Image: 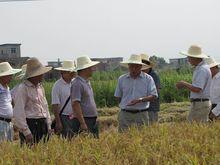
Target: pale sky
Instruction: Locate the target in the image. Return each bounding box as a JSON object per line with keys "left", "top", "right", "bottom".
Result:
{"left": 0, "top": 0, "right": 219, "bottom": 64}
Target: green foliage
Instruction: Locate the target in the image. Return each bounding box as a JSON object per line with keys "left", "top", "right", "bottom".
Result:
{"left": 9, "top": 70, "right": 192, "bottom": 108}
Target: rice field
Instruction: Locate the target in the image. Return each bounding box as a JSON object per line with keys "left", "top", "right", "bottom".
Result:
{"left": 2, "top": 88, "right": 220, "bottom": 164}
{"left": 1, "top": 122, "right": 219, "bottom": 164}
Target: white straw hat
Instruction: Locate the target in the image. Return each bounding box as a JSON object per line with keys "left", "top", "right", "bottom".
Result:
{"left": 55, "top": 60, "right": 76, "bottom": 72}
{"left": 180, "top": 45, "right": 209, "bottom": 58}
{"left": 121, "top": 54, "right": 148, "bottom": 66}
{"left": 140, "top": 53, "right": 155, "bottom": 67}
{"left": 75, "top": 56, "right": 100, "bottom": 71}
{"left": 15, "top": 64, "right": 27, "bottom": 80}
{"left": 24, "top": 57, "right": 52, "bottom": 79}
{"left": 205, "top": 57, "right": 220, "bottom": 68}
{"left": 0, "top": 62, "right": 21, "bottom": 77}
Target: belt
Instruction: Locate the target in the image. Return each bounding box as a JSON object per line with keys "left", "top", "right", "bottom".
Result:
{"left": 190, "top": 98, "right": 209, "bottom": 102}
{"left": 0, "top": 117, "right": 11, "bottom": 123}
{"left": 26, "top": 118, "right": 46, "bottom": 122}
{"left": 121, "top": 109, "right": 148, "bottom": 113}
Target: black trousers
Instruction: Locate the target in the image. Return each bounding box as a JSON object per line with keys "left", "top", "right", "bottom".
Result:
{"left": 71, "top": 117, "right": 99, "bottom": 138}
{"left": 19, "top": 118, "right": 49, "bottom": 145}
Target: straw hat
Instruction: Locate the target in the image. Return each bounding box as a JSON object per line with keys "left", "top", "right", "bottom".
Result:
{"left": 0, "top": 62, "right": 21, "bottom": 77}
{"left": 140, "top": 53, "right": 155, "bottom": 67}
{"left": 121, "top": 54, "right": 148, "bottom": 66}
{"left": 54, "top": 60, "right": 76, "bottom": 72}
{"left": 205, "top": 57, "right": 220, "bottom": 68}
{"left": 180, "top": 45, "right": 209, "bottom": 58}
{"left": 15, "top": 64, "right": 27, "bottom": 80}
{"left": 75, "top": 56, "right": 100, "bottom": 71}
{"left": 24, "top": 57, "right": 52, "bottom": 79}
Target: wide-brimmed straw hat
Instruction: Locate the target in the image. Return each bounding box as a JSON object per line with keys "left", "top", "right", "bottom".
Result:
{"left": 180, "top": 45, "right": 209, "bottom": 58}
{"left": 205, "top": 57, "right": 220, "bottom": 68}
{"left": 75, "top": 56, "right": 100, "bottom": 71}
{"left": 0, "top": 62, "right": 21, "bottom": 77}
{"left": 24, "top": 57, "right": 52, "bottom": 79}
{"left": 15, "top": 64, "right": 27, "bottom": 80}
{"left": 121, "top": 54, "right": 148, "bottom": 66}
{"left": 121, "top": 54, "right": 151, "bottom": 70}
{"left": 55, "top": 60, "right": 76, "bottom": 72}
{"left": 140, "top": 53, "right": 155, "bottom": 67}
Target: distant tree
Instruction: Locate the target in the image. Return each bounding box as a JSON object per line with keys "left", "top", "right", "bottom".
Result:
{"left": 149, "top": 55, "right": 167, "bottom": 69}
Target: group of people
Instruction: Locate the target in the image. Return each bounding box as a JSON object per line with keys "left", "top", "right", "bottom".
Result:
{"left": 0, "top": 44, "right": 219, "bottom": 145}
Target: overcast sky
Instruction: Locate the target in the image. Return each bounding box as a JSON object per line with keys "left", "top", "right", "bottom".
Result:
{"left": 0, "top": 0, "right": 219, "bottom": 64}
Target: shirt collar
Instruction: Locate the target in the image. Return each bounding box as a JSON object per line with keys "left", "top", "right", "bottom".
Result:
{"left": 60, "top": 77, "right": 72, "bottom": 85}
{"left": 24, "top": 80, "right": 41, "bottom": 88}
{"left": 77, "top": 76, "right": 89, "bottom": 83}
{"left": 126, "top": 71, "right": 145, "bottom": 79}
{"left": 0, "top": 83, "right": 9, "bottom": 90}
{"left": 196, "top": 60, "right": 205, "bottom": 67}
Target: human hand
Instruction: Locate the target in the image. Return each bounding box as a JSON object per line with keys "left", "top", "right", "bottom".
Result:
{"left": 127, "top": 98, "right": 141, "bottom": 106}
{"left": 176, "top": 81, "right": 186, "bottom": 89}
{"left": 55, "top": 121, "right": 63, "bottom": 133}
{"left": 25, "top": 133, "right": 33, "bottom": 144}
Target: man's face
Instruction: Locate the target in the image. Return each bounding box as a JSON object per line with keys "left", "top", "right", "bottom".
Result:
{"left": 87, "top": 66, "right": 96, "bottom": 77}
{"left": 0, "top": 75, "right": 13, "bottom": 85}
{"left": 210, "top": 66, "right": 218, "bottom": 77}
{"left": 128, "top": 64, "right": 142, "bottom": 77}
{"left": 32, "top": 74, "right": 44, "bottom": 83}
{"left": 61, "top": 71, "right": 76, "bottom": 81}
{"left": 187, "top": 56, "right": 201, "bottom": 66}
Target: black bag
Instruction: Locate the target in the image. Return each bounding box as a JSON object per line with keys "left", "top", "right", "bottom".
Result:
{"left": 51, "top": 96, "right": 70, "bottom": 130}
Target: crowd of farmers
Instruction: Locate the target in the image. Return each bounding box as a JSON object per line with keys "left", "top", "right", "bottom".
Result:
{"left": 0, "top": 44, "right": 219, "bottom": 145}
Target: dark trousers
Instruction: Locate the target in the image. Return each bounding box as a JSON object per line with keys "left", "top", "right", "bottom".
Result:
{"left": 60, "top": 115, "right": 77, "bottom": 139}
{"left": 71, "top": 117, "right": 99, "bottom": 138}
{"left": 19, "top": 118, "right": 49, "bottom": 145}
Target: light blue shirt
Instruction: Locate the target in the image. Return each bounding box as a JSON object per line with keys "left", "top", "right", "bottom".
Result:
{"left": 0, "top": 84, "right": 13, "bottom": 119}
{"left": 190, "top": 60, "right": 211, "bottom": 99}
{"left": 114, "top": 72, "right": 158, "bottom": 110}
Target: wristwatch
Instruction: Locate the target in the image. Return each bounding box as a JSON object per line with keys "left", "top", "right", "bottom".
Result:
{"left": 139, "top": 97, "right": 144, "bottom": 102}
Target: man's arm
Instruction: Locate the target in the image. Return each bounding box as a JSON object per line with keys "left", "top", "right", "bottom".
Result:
{"left": 52, "top": 104, "right": 63, "bottom": 132}
{"left": 115, "top": 97, "right": 121, "bottom": 105}
{"left": 72, "top": 101, "right": 88, "bottom": 130}
{"left": 176, "top": 81, "right": 202, "bottom": 93}
{"left": 127, "top": 95, "right": 156, "bottom": 106}
{"left": 13, "top": 85, "right": 33, "bottom": 144}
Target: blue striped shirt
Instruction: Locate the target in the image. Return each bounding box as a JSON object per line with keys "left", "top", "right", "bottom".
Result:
{"left": 114, "top": 72, "right": 158, "bottom": 110}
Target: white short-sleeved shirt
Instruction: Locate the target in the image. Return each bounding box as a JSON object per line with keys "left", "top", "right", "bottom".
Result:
{"left": 114, "top": 72, "right": 158, "bottom": 110}
{"left": 52, "top": 78, "right": 73, "bottom": 115}
{"left": 210, "top": 72, "right": 220, "bottom": 116}
{"left": 190, "top": 61, "right": 212, "bottom": 99}
{"left": 0, "top": 84, "right": 13, "bottom": 119}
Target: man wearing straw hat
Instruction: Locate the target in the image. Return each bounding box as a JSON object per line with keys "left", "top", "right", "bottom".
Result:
{"left": 13, "top": 57, "right": 52, "bottom": 145}
{"left": 176, "top": 45, "right": 211, "bottom": 122}
{"left": 205, "top": 57, "right": 220, "bottom": 120}
{"left": 51, "top": 60, "right": 77, "bottom": 138}
{"left": 71, "top": 56, "right": 100, "bottom": 137}
{"left": 141, "top": 54, "right": 161, "bottom": 124}
{"left": 0, "top": 62, "right": 21, "bottom": 142}
{"left": 114, "top": 54, "right": 158, "bottom": 132}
